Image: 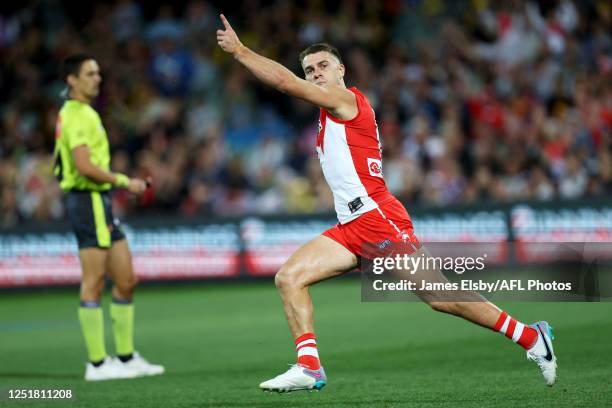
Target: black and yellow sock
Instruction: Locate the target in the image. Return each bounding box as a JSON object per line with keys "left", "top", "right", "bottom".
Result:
{"left": 110, "top": 298, "right": 134, "bottom": 359}
{"left": 78, "top": 301, "right": 106, "bottom": 363}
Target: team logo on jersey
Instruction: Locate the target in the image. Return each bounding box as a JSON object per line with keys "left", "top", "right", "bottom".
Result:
{"left": 367, "top": 158, "right": 383, "bottom": 178}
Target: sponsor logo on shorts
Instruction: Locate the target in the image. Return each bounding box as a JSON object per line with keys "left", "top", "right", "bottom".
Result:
{"left": 378, "top": 239, "right": 392, "bottom": 249}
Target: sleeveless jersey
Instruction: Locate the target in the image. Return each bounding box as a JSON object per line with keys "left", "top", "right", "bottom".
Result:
{"left": 316, "top": 87, "right": 393, "bottom": 224}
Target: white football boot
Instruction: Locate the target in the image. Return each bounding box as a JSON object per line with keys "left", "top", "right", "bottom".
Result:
{"left": 114, "top": 352, "right": 165, "bottom": 378}
{"left": 84, "top": 357, "right": 135, "bottom": 381}
{"left": 526, "top": 321, "right": 557, "bottom": 386}
{"left": 259, "top": 364, "right": 327, "bottom": 393}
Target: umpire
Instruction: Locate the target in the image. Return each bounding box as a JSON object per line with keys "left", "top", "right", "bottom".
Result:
{"left": 53, "top": 54, "right": 163, "bottom": 381}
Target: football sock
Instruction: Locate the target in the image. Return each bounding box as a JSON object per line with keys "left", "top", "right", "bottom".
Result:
{"left": 110, "top": 298, "right": 134, "bottom": 358}
{"left": 78, "top": 301, "right": 107, "bottom": 363}
{"left": 295, "top": 332, "right": 321, "bottom": 370}
{"left": 494, "top": 311, "right": 538, "bottom": 349}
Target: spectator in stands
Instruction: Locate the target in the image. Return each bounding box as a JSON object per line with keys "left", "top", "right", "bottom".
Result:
{"left": 0, "top": 0, "right": 609, "bottom": 227}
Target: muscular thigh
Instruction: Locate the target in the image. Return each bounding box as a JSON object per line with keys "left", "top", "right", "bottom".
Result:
{"left": 106, "top": 239, "right": 135, "bottom": 283}
{"left": 281, "top": 235, "right": 358, "bottom": 287}
{"left": 79, "top": 247, "right": 108, "bottom": 281}
{"left": 78, "top": 247, "right": 108, "bottom": 300}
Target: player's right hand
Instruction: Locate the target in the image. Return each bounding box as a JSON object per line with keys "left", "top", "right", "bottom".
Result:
{"left": 217, "top": 14, "right": 243, "bottom": 55}
{"left": 127, "top": 178, "right": 148, "bottom": 194}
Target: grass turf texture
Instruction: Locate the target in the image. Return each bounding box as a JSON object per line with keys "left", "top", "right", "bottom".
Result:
{"left": 1, "top": 279, "right": 611, "bottom": 408}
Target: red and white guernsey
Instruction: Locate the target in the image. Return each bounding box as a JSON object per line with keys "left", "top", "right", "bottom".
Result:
{"left": 316, "top": 87, "right": 393, "bottom": 224}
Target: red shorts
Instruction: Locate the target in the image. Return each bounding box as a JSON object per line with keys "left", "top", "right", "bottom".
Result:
{"left": 323, "top": 197, "right": 420, "bottom": 259}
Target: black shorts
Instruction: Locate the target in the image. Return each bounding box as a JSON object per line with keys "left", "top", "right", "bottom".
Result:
{"left": 64, "top": 190, "right": 126, "bottom": 249}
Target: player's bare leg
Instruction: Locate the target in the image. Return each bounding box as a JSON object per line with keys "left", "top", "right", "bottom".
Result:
{"left": 390, "top": 247, "right": 501, "bottom": 328}
{"left": 106, "top": 239, "right": 164, "bottom": 377}
{"left": 275, "top": 235, "right": 357, "bottom": 337}
{"left": 260, "top": 235, "right": 358, "bottom": 392}
{"left": 395, "top": 246, "right": 557, "bottom": 385}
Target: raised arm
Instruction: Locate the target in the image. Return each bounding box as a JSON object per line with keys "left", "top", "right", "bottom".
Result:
{"left": 216, "top": 14, "right": 356, "bottom": 120}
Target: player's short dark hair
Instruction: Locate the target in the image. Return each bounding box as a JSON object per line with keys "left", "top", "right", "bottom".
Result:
{"left": 299, "top": 43, "right": 343, "bottom": 66}
{"left": 63, "top": 54, "right": 95, "bottom": 82}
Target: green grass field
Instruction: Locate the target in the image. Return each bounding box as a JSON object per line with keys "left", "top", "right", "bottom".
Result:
{"left": 1, "top": 278, "right": 611, "bottom": 408}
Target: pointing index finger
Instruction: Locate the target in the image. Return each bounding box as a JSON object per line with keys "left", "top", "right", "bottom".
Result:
{"left": 220, "top": 14, "right": 231, "bottom": 30}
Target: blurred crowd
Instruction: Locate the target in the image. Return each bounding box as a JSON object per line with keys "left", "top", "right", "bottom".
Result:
{"left": 1, "top": 0, "right": 610, "bottom": 227}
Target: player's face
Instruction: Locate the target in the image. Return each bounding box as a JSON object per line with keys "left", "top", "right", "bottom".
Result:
{"left": 302, "top": 51, "right": 345, "bottom": 87}
{"left": 71, "top": 60, "right": 101, "bottom": 99}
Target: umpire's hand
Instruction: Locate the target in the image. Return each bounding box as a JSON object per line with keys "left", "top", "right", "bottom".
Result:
{"left": 128, "top": 177, "right": 151, "bottom": 194}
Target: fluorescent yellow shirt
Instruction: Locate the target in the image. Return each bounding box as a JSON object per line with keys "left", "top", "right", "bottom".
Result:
{"left": 53, "top": 100, "right": 111, "bottom": 191}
